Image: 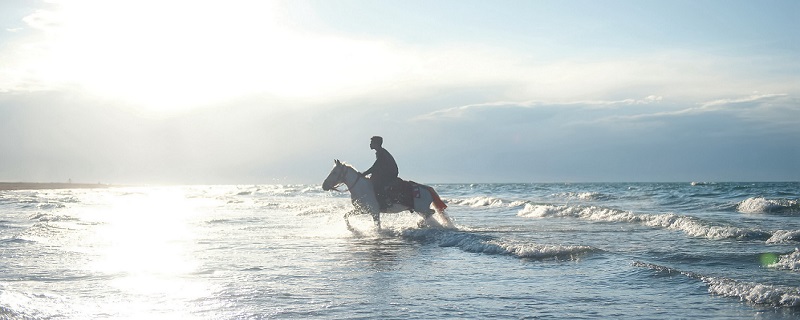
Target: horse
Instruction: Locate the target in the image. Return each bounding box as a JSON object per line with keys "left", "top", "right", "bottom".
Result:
{"left": 322, "top": 159, "right": 451, "bottom": 230}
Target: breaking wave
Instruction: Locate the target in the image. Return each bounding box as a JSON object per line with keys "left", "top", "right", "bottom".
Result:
{"left": 446, "top": 197, "right": 520, "bottom": 207}
{"left": 634, "top": 261, "right": 800, "bottom": 308}
{"left": 400, "top": 228, "right": 599, "bottom": 261}
{"left": 769, "top": 249, "right": 800, "bottom": 271}
{"left": 29, "top": 213, "right": 78, "bottom": 222}
{"left": 445, "top": 192, "right": 612, "bottom": 209}
{"left": 737, "top": 197, "right": 800, "bottom": 214}
{"left": 552, "top": 191, "right": 613, "bottom": 201}
{"left": 767, "top": 230, "right": 800, "bottom": 244}
{"left": 518, "top": 204, "right": 776, "bottom": 242}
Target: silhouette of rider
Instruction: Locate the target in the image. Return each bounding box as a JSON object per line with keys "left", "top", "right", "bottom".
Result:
{"left": 362, "top": 136, "right": 398, "bottom": 210}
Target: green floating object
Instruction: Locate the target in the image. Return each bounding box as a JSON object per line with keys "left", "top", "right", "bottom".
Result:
{"left": 759, "top": 252, "right": 779, "bottom": 266}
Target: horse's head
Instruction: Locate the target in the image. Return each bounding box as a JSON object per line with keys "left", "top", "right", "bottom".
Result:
{"left": 322, "top": 159, "right": 346, "bottom": 191}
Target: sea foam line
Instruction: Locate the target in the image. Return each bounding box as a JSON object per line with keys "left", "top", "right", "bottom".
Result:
{"left": 445, "top": 192, "right": 610, "bottom": 208}
{"left": 634, "top": 261, "right": 800, "bottom": 308}
{"left": 446, "top": 197, "right": 520, "bottom": 207}
{"left": 401, "top": 228, "right": 599, "bottom": 261}
{"left": 518, "top": 204, "right": 777, "bottom": 242}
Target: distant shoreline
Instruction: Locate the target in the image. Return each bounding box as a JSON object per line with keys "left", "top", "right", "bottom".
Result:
{"left": 0, "top": 182, "right": 115, "bottom": 191}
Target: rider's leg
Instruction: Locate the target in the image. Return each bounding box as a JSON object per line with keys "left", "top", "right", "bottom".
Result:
{"left": 376, "top": 190, "right": 388, "bottom": 210}
{"left": 373, "top": 178, "right": 389, "bottom": 210}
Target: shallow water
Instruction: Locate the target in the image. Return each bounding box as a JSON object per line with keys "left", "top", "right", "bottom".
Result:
{"left": 1, "top": 182, "right": 799, "bottom": 319}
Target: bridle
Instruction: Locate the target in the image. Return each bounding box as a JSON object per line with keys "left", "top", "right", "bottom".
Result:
{"left": 330, "top": 164, "right": 363, "bottom": 192}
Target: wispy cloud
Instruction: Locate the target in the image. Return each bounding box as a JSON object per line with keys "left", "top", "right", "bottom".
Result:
{"left": 699, "top": 93, "right": 789, "bottom": 109}
{"left": 414, "top": 96, "right": 664, "bottom": 120}
{"left": 588, "top": 93, "right": 797, "bottom": 125}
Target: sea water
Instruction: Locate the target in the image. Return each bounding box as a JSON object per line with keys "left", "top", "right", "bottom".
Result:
{"left": 1, "top": 182, "right": 799, "bottom": 319}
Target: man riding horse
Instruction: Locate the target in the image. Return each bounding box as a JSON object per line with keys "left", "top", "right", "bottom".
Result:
{"left": 362, "top": 136, "right": 398, "bottom": 210}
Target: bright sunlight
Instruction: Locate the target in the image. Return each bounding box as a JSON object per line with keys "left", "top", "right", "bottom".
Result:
{"left": 16, "top": 0, "right": 402, "bottom": 116}
{"left": 87, "top": 188, "right": 212, "bottom": 318}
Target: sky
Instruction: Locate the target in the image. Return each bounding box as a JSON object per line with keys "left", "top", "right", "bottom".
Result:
{"left": 0, "top": 0, "right": 798, "bottom": 184}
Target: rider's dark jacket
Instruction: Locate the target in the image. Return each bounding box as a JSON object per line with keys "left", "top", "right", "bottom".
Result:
{"left": 363, "top": 147, "right": 398, "bottom": 188}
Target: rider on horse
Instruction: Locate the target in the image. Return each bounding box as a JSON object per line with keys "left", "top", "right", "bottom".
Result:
{"left": 362, "top": 136, "right": 398, "bottom": 210}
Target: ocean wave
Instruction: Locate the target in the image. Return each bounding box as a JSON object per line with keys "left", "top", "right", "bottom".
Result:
{"left": 705, "top": 276, "right": 800, "bottom": 308}
{"left": 552, "top": 191, "right": 612, "bottom": 201}
{"left": 446, "top": 197, "right": 507, "bottom": 207}
{"left": 10, "top": 200, "right": 67, "bottom": 210}
{"left": 0, "top": 304, "right": 28, "bottom": 320}
{"left": 0, "top": 237, "right": 35, "bottom": 244}
{"left": 10, "top": 221, "right": 72, "bottom": 244}
{"left": 767, "top": 230, "right": 800, "bottom": 244}
{"left": 446, "top": 197, "right": 529, "bottom": 208}
{"left": 634, "top": 261, "right": 800, "bottom": 308}
{"left": 519, "top": 204, "right": 772, "bottom": 242}
{"left": 401, "top": 228, "right": 598, "bottom": 261}
{"left": 737, "top": 197, "right": 800, "bottom": 214}
{"left": 690, "top": 182, "right": 715, "bottom": 186}
{"left": 769, "top": 249, "right": 800, "bottom": 271}
{"left": 445, "top": 192, "right": 612, "bottom": 208}
{"left": 29, "top": 213, "right": 78, "bottom": 222}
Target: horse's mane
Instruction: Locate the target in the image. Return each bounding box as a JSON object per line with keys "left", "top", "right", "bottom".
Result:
{"left": 337, "top": 161, "right": 359, "bottom": 172}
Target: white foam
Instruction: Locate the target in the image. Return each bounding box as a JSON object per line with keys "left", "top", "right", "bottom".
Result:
{"left": 519, "top": 204, "right": 770, "bottom": 241}
{"left": 491, "top": 241, "right": 598, "bottom": 260}
{"left": 401, "top": 228, "right": 597, "bottom": 261}
{"left": 517, "top": 204, "right": 637, "bottom": 222}
{"left": 767, "top": 230, "right": 800, "bottom": 244}
{"left": 448, "top": 197, "right": 506, "bottom": 207}
{"left": 703, "top": 276, "right": 800, "bottom": 307}
{"left": 29, "top": 213, "right": 78, "bottom": 222}
{"left": 552, "top": 192, "right": 608, "bottom": 201}
{"left": 737, "top": 197, "right": 798, "bottom": 214}
{"left": 769, "top": 249, "right": 800, "bottom": 271}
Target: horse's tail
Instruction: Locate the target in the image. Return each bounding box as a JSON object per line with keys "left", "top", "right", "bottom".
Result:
{"left": 426, "top": 186, "right": 447, "bottom": 213}
{"left": 426, "top": 186, "right": 454, "bottom": 228}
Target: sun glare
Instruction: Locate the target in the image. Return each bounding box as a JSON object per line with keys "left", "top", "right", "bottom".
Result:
{"left": 13, "top": 0, "right": 407, "bottom": 116}
{"left": 31, "top": 1, "right": 280, "bottom": 114}
{"left": 86, "top": 188, "right": 212, "bottom": 317}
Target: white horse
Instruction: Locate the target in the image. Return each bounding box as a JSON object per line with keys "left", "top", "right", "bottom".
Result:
{"left": 322, "top": 160, "right": 452, "bottom": 230}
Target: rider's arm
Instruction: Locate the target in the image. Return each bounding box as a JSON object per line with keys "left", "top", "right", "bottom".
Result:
{"left": 363, "top": 164, "right": 374, "bottom": 176}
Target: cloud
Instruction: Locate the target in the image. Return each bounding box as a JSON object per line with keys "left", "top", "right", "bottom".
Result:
{"left": 582, "top": 93, "right": 800, "bottom": 130}
{"left": 420, "top": 93, "right": 796, "bottom": 133}
{"left": 2, "top": 0, "right": 795, "bottom": 116}
{"left": 414, "top": 96, "right": 665, "bottom": 120}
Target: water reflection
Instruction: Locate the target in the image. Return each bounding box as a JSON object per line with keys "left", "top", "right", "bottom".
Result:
{"left": 87, "top": 188, "right": 211, "bottom": 318}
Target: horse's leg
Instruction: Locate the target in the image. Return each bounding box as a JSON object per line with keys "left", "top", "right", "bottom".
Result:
{"left": 436, "top": 210, "right": 454, "bottom": 228}
{"left": 344, "top": 210, "right": 358, "bottom": 232}
{"left": 371, "top": 211, "right": 381, "bottom": 230}
{"left": 416, "top": 209, "right": 441, "bottom": 228}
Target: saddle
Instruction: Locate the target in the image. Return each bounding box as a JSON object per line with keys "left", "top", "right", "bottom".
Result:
{"left": 383, "top": 177, "right": 418, "bottom": 211}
